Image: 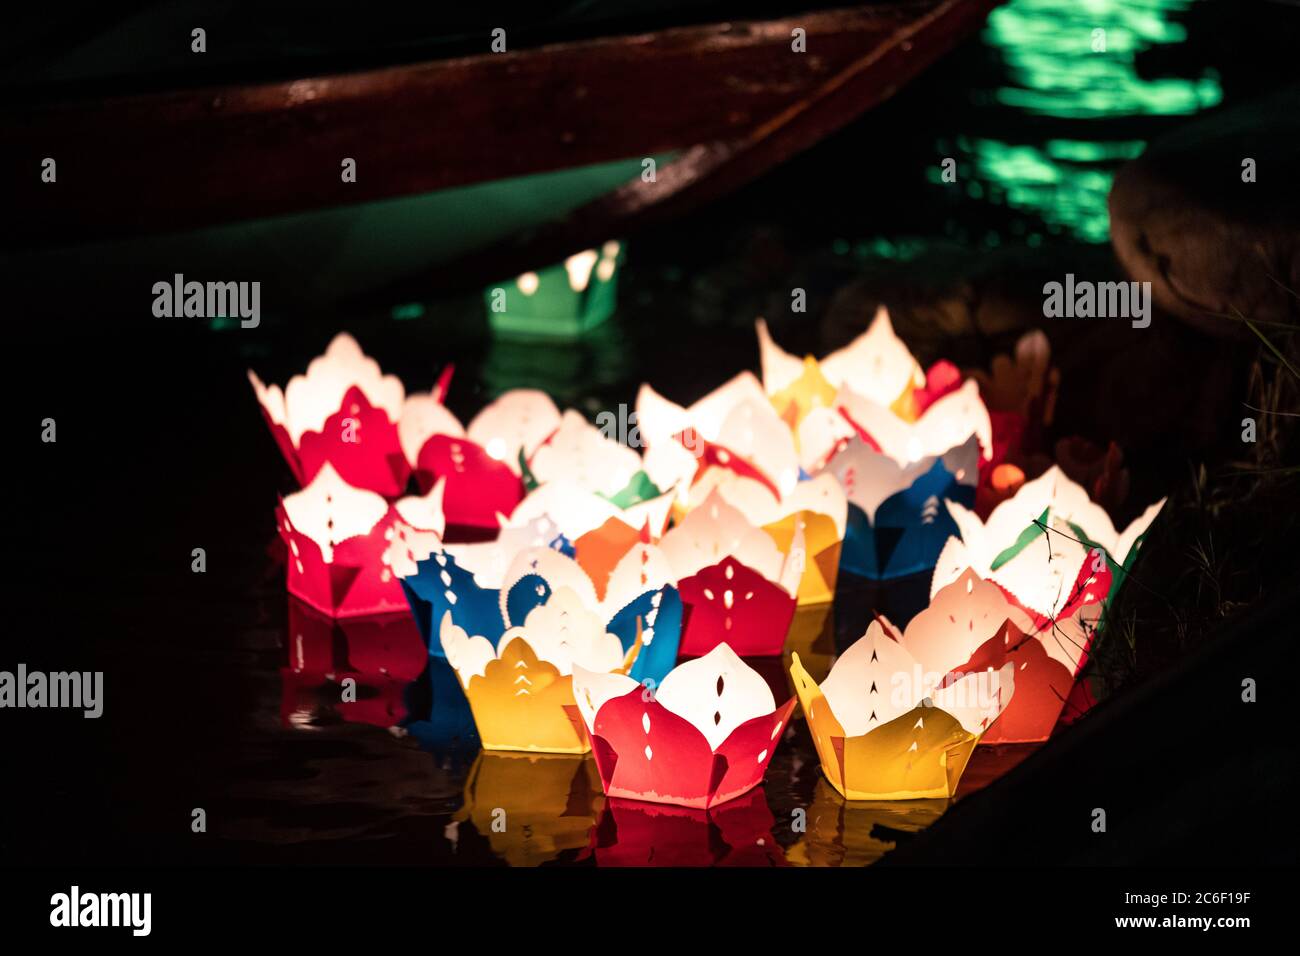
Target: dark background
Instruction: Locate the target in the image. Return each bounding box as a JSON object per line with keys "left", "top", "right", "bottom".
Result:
{"left": 1, "top": 0, "right": 1295, "bottom": 878}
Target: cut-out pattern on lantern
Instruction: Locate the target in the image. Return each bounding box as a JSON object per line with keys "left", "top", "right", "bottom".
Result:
{"left": 439, "top": 587, "right": 638, "bottom": 754}
{"left": 573, "top": 643, "right": 796, "bottom": 809}
{"left": 277, "top": 463, "right": 445, "bottom": 618}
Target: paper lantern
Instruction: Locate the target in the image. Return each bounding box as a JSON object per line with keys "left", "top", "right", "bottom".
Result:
{"left": 249, "top": 333, "right": 409, "bottom": 497}
{"left": 485, "top": 241, "right": 625, "bottom": 340}
{"left": 822, "top": 434, "right": 982, "bottom": 580}
{"left": 454, "top": 752, "right": 604, "bottom": 866}
{"left": 658, "top": 490, "right": 802, "bottom": 657}
{"left": 903, "top": 568, "right": 1103, "bottom": 744}
{"left": 757, "top": 307, "right": 925, "bottom": 416}
{"left": 790, "top": 612, "right": 1015, "bottom": 800}
{"left": 586, "top": 789, "right": 785, "bottom": 866}
{"left": 760, "top": 311, "right": 1046, "bottom": 500}
{"left": 438, "top": 587, "right": 639, "bottom": 754}
{"left": 836, "top": 378, "right": 993, "bottom": 468}
{"left": 277, "top": 463, "right": 446, "bottom": 618}
{"left": 399, "top": 387, "right": 562, "bottom": 532}
{"left": 391, "top": 513, "right": 683, "bottom": 682}
{"left": 573, "top": 643, "right": 797, "bottom": 809}
{"left": 970, "top": 330, "right": 1057, "bottom": 477}
{"left": 527, "top": 408, "right": 644, "bottom": 496}
{"left": 931, "top": 465, "right": 1165, "bottom": 623}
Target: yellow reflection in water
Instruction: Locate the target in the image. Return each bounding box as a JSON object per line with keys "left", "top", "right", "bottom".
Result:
{"left": 787, "top": 779, "right": 949, "bottom": 867}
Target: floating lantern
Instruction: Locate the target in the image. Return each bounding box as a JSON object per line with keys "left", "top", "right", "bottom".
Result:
{"left": 790, "top": 611, "right": 1015, "bottom": 800}
{"left": 399, "top": 386, "right": 562, "bottom": 532}
{"left": 760, "top": 311, "right": 1049, "bottom": 504}
{"left": 573, "top": 643, "right": 797, "bottom": 809}
{"left": 902, "top": 568, "right": 1102, "bottom": 744}
{"left": 757, "top": 307, "right": 925, "bottom": 416}
{"left": 277, "top": 463, "right": 446, "bottom": 618}
{"left": 822, "top": 434, "right": 982, "bottom": 580}
{"left": 485, "top": 241, "right": 625, "bottom": 340}
{"left": 821, "top": 379, "right": 991, "bottom": 579}
{"left": 658, "top": 490, "right": 802, "bottom": 657}
{"left": 755, "top": 313, "right": 998, "bottom": 582}
{"left": 392, "top": 518, "right": 683, "bottom": 683}
{"left": 970, "top": 330, "right": 1057, "bottom": 477}
{"left": 439, "top": 587, "right": 638, "bottom": 754}
{"left": 527, "top": 408, "right": 643, "bottom": 496}
{"left": 931, "top": 465, "right": 1165, "bottom": 623}
{"left": 249, "top": 333, "right": 409, "bottom": 497}
{"left": 835, "top": 378, "right": 993, "bottom": 468}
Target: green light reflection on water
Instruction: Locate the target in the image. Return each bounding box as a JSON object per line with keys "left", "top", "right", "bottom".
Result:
{"left": 962, "top": 0, "right": 1223, "bottom": 243}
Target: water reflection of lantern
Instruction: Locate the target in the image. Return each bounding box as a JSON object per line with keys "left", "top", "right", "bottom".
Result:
{"left": 786, "top": 779, "right": 947, "bottom": 867}
{"left": 587, "top": 789, "right": 786, "bottom": 867}
{"left": 454, "top": 752, "right": 604, "bottom": 866}
{"left": 280, "top": 597, "right": 426, "bottom": 729}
